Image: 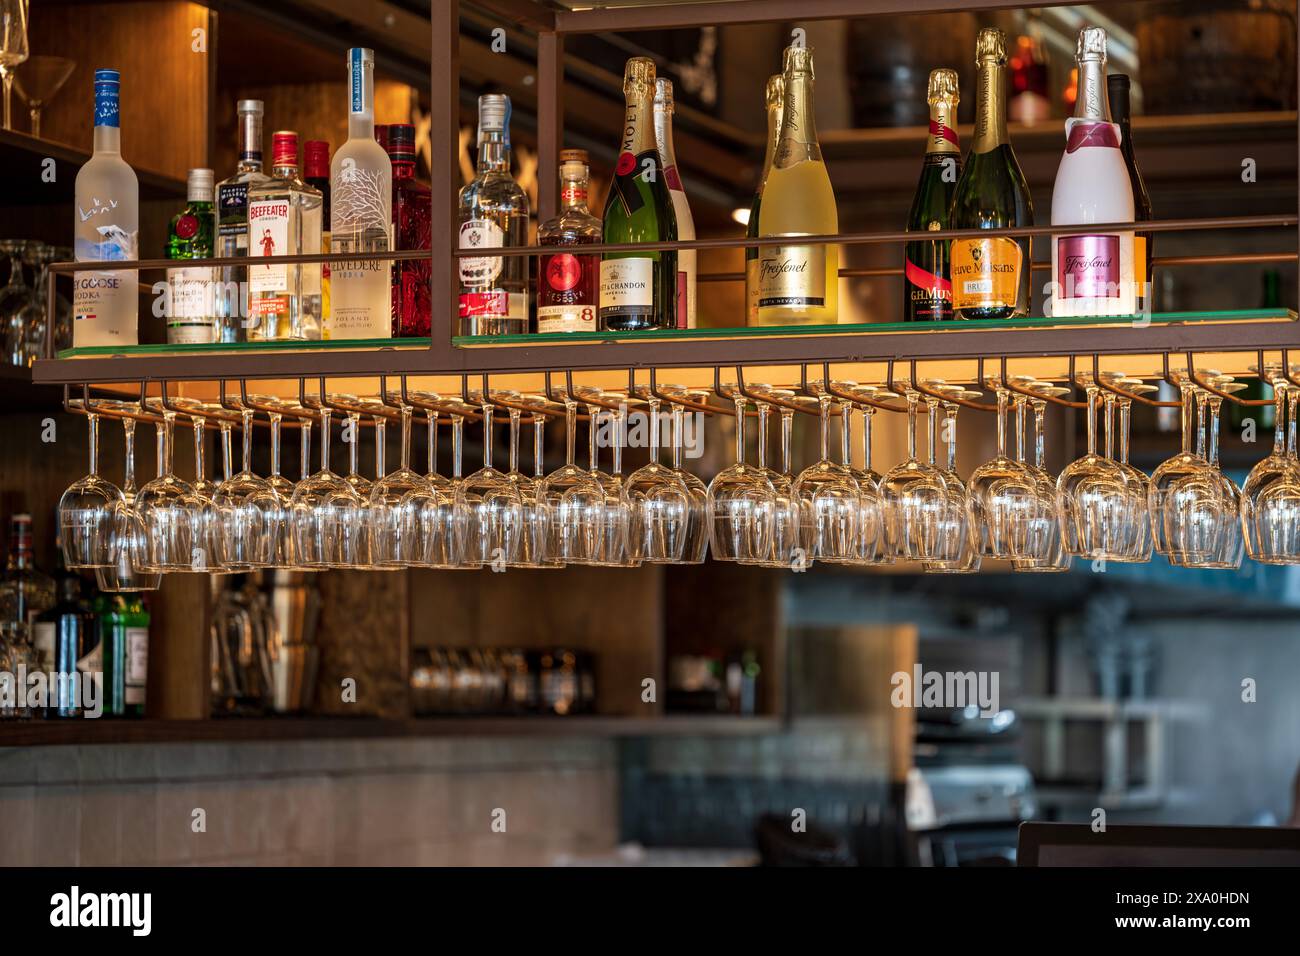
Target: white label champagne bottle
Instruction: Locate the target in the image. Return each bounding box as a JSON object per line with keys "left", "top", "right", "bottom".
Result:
{"left": 949, "top": 29, "right": 1034, "bottom": 320}
{"left": 654, "top": 78, "right": 696, "bottom": 329}
{"left": 745, "top": 74, "right": 783, "bottom": 326}
{"left": 1050, "top": 27, "right": 1135, "bottom": 318}
{"left": 330, "top": 48, "right": 392, "bottom": 339}
{"left": 73, "top": 69, "right": 139, "bottom": 347}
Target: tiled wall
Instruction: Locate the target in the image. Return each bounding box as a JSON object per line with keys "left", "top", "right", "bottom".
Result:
{"left": 0, "top": 737, "right": 619, "bottom": 866}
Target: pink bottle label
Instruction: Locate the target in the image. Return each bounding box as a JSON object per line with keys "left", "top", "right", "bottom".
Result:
{"left": 1056, "top": 235, "right": 1121, "bottom": 299}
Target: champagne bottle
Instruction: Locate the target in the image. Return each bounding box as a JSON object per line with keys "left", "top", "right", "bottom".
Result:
{"left": 600, "top": 57, "right": 677, "bottom": 332}
{"left": 1050, "top": 27, "right": 1134, "bottom": 318}
{"left": 904, "top": 69, "right": 961, "bottom": 322}
{"left": 746, "top": 74, "right": 783, "bottom": 326}
{"left": 1108, "top": 73, "right": 1153, "bottom": 313}
{"left": 654, "top": 78, "right": 696, "bottom": 329}
{"left": 950, "top": 29, "right": 1033, "bottom": 320}
{"left": 756, "top": 45, "right": 838, "bottom": 327}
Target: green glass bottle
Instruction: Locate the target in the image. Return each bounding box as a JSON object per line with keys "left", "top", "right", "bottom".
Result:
{"left": 98, "top": 592, "right": 150, "bottom": 717}
{"left": 165, "top": 167, "right": 217, "bottom": 344}
{"left": 949, "top": 28, "right": 1034, "bottom": 320}
{"left": 600, "top": 57, "right": 677, "bottom": 331}
{"left": 905, "top": 69, "right": 962, "bottom": 321}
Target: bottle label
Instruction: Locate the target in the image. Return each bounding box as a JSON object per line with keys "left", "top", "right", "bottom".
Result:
{"left": 905, "top": 257, "right": 953, "bottom": 320}
{"left": 757, "top": 244, "right": 825, "bottom": 308}
{"left": 166, "top": 267, "right": 216, "bottom": 343}
{"left": 1056, "top": 235, "right": 1121, "bottom": 299}
{"left": 458, "top": 219, "right": 504, "bottom": 285}
{"left": 664, "top": 164, "right": 684, "bottom": 192}
{"left": 745, "top": 258, "right": 761, "bottom": 324}
{"left": 217, "top": 183, "right": 249, "bottom": 232}
{"left": 458, "top": 292, "right": 526, "bottom": 321}
{"left": 1134, "top": 235, "right": 1148, "bottom": 289}
{"left": 350, "top": 49, "right": 364, "bottom": 113}
{"left": 248, "top": 200, "right": 290, "bottom": 291}
{"left": 675, "top": 270, "right": 689, "bottom": 328}
{"left": 611, "top": 150, "right": 657, "bottom": 216}
{"left": 599, "top": 258, "right": 655, "bottom": 310}
{"left": 77, "top": 640, "right": 102, "bottom": 675}
{"left": 538, "top": 304, "right": 597, "bottom": 333}
{"left": 561, "top": 184, "right": 588, "bottom": 206}
{"left": 1065, "top": 120, "right": 1120, "bottom": 154}
{"left": 32, "top": 622, "right": 55, "bottom": 671}
{"left": 951, "top": 237, "right": 1023, "bottom": 310}
{"left": 126, "top": 627, "right": 148, "bottom": 705}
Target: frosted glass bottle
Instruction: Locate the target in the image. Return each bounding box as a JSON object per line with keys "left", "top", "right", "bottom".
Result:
{"left": 73, "top": 69, "right": 139, "bottom": 347}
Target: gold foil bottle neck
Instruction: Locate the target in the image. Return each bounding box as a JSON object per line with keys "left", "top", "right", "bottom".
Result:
{"left": 623, "top": 56, "right": 657, "bottom": 95}
{"left": 1076, "top": 25, "right": 1108, "bottom": 63}
{"left": 927, "top": 68, "right": 960, "bottom": 106}
{"left": 765, "top": 73, "right": 784, "bottom": 111}
{"left": 975, "top": 27, "right": 1007, "bottom": 65}
{"left": 782, "top": 45, "right": 815, "bottom": 79}
{"left": 654, "top": 77, "right": 675, "bottom": 111}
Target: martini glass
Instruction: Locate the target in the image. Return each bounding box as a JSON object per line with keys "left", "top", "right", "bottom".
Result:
{"left": 13, "top": 55, "right": 73, "bottom": 138}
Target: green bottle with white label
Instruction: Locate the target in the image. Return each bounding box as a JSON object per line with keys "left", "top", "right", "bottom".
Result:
{"left": 97, "top": 592, "right": 149, "bottom": 717}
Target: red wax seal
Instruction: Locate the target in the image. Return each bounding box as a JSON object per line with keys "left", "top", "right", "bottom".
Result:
{"left": 175, "top": 214, "right": 199, "bottom": 240}
{"left": 615, "top": 151, "right": 636, "bottom": 176}
{"left": 546, "top": 254, "right": 582, "bottom": 292}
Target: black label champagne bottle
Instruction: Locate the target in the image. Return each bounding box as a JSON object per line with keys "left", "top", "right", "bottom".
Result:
{"left": 1108, "top": 73, "right": 1153, "bottom": 313}
{"left": 600, "top": 57, "right": 677, "bottom": 331}
{"left": 746, "top": 73, "right": 783, "bottom": 326}
{"left": 950, "top": 28, "right": 1033, "bottom": 320}
{"left": 904, "top": 69, "right": 961, "bottom": 322}
{"left": 756, "top": 45, "right": 838, "bottom": 326}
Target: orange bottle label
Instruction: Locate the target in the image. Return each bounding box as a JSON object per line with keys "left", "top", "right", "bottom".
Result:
{"left": 950, "top": 237, "right": 1023, "bottom": 311}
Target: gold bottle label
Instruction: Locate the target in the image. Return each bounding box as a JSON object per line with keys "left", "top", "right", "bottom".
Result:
{"left": 950, "top": 237, "right": 1022, "bottom": 310}
{"left": 757, "top": 243, "right": 825, "bottom": 308}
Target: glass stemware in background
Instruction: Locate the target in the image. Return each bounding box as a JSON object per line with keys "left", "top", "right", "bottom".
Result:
{"left": 1200, "top": 380, "right": 1245, "bottom": 570}
{"left": 1241, "top": 378, "right": 1294, "bottom": 563}
{"left": 849, "top": 387, "right": 894, "bottom": 567}
{"left": 880, "top": 387, "right": 949, "bottom": 562}
{"left": 1058, "top": 379, "right": 1129, "bottom": 561}
{"left": 506, "top": 405, "right": 561, "bottom": 569}
{"left": 339, "top": 409, "right": 377, "bottom": 568}
{"left": 462, "top": 399, "right": 525, "bottom": 568}
{"left": 603, "top": 399, "right": 640, "bottom": 568}
{"left": 13, "top": 54, "right": 73, "bottom": 138}
{"left": 793, "top": 389, "right": 859, "bottom": 564}
{"left": 291, "top": 407, "right": 362, "bottom": 569}
{"left": 369, "top": 403, "right": 430, "bottom": 568}
{"left": 709, "top": 392, "right": 775, "bottom": 563}
{"left": 1, "top": 238, "right": 30, "bottom": 366}
{"left": 625, "top": 393, "right": 690, "bottom": 564}
{"left": 413, "top": 403, "right": 471, "bottom": 570}
{"left": 1150, "top": 375, "right": 1223, "bottom": 564}
{"left": 1012, "top": 386, "right": 1072, "bottom": 573}
{"left": 189, "top": 413, "right": 219, "bottom": 500}
{"left": 671, "top": 390, "right": 710, "bottom": 565}
{"left": 969, "top": 382, "right": 1050, "bottom": 562}
{"left": 542, "top": 396, "right": 605, "bottom": 565}
{"left": 0, "top": 0, "right": 30, "bottom": 131}
{"left": 58, "top": 410, "right": 121, "bottom": 568}
{"left": 744, "top": 389, "right": 799, "bottom": 569}
{"left": 213, "top": 408, "right": 279, "bottom": 571}
{"left": 96, "top": 410, "right": 161, "bottom": 592}
{"left": 922, "top": 387, "right": 980, "bottom": 573}
{"left": 134, "top": 410, "right": 201, "bottom": 572}
{"left": 833, "top": 395, "right": 884, "bottom": 565}
{"left": 578, "top": 397, "right": 632, "bottom": 566}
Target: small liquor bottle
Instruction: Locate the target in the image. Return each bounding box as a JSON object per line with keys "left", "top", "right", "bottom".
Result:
{"left": 331, "top": 48, "right": 394, "bottom": 339}
{"left": 388, "top": 123, "right": 432, "bottom": 336}
{"left": 303, "top": 140, "right": 332, "bottom": 336}
{"left": 950, "top": 29, "right": 1034, "bottom": 320}
{"left": 746, "top": 74, "right": 783, "bottom": 326}
{"left": 537, "top": 149, "right": 601, "bottom": 334}
{"left": 165, "top": 168, "right": 217, "bottom": 344}
{"left": 904, "top": 70, "right": 961, "bottom": 322}
{"left": 215, "top": 100, "right": 270, "bottom": 342}
{"left": 458, "top": 94, "right": 530, "bottom": 335}
{"left": 601, "top": 58, "right": 677, "bottom": 332}
{"left": 247, "top": 131, "right": 323, "bottom": 340}
{"left": 1050, "top": 26, "right": 1134, "bottom": 318}
{"left": 654, "top": 78, "right": 696, "bottom": 328}
{"left": 73, "top": 69, "right": 139, "bottom": 347}
{"left": 97, "top": 592, "right": 149, "bottom": 718}
{"left": 1108, "top": 73, "right": 1152, "bottom": 313}
{"left": 0, "top": 514, "right": 55, "bottom": 632}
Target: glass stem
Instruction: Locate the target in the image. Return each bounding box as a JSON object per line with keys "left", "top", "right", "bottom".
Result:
{"left": 318, "top": 408, "right": 332, "bottom": 472}
{"left": 565, "top": 401, "right": 577, "bottom": 467}
{"left": 995, "top": 387, "right": 1009, "bottom": 458}
{"left": 122, "top": 418, "right": 137, "bottom": 495}
{"left": 648, "top": 399, "right": 662, "bottom": 465}
{"left": 1118, "top": 400, "right": 1131, "bottom": 466}
{"left": 840, "top": 400, "right": 854, "bottom": 467}
{"left": 1208, "top": 397, "right": 1223, "bottom": 468}
{"left": 481, "top": 404, "right": 494, "bottom": 469}
{"left": 906, "top": 391, "right": 918, "bottom": 461}
{"left": 163, "top": 413, "right": 176, "bottom": 477}
{"left": 1103, "top": 394, "right": 1115, "bottom": 461}
{"left": 756, "top": 402, "right": 770, "bottom": 470}
{"left": 299, "top": 420, "right": 311, "bottom": 482}
{"left": 1194, "top": 391, "right": 1208, "bottom": 459}
{"left": 782, "top": 407, "right": 794, "bottom": 475}
{"left": 509, "top": 408, "right": 521, "bottom": 474}
{"left": 734, "top": 397, "right": 748, "bottom": 465}
{"left": 587, "top": 404, "right": 600, "bottom": 471}
{"left": 348, "top": 413, "right": 360, "bottom": 476}
{"left": 1015, "top": 397, "right": 1027, "bottom": 464}
{"left": 1035, "top": 401, "right": 1048, "bottom": 470}
{"left": 193, "top": 419, "right": 205, "bottom": 482}
{"left": 946, "top": 404, "right": 960, "bottom": 473}
{"left": 1085, "top": 386, "right": 1099, "bottom": 456}
{"left": 399, "top": 405, "right": 412, "bottom": 471}
{"left": 672, "top": 403, "right": 684, "bottom": 471}
{"left": 154, "top": 420, "right": 166, "bottom": 479}
{"left": 1271, "top": 381, "right": 1287, "bottom": 457}
{"left": 925, "top": 397, "right": 938, "bottom": 466}
{"left": 1288, "top": 389, "right": 1298, "bottom": 461}
{"left": 374, "top": 417, "right": 387, "bottom": 478}
{"left": 612, "top": 406, "right": 624, "bottom": 477}
{"left": 270, "top": 413, "right": 282, "bottom": 478}
{"left": 220, "top": 423, "right": 232, "bottom": 481}
{"left": 452, "top": 416, "right": 464, "bottom": 479}
{"left": 87, "top": 413, "right": 99, "bottom": 476}
{"left": 1179, "top": 381, "right": 1195, "bottom": 455}
{"left": 817, "top": 395, "right": 830, "bottom": 463}
{"left": 242, "top": 409, "right": 255, "bottom": 474}
{"left": 533, "top": 416, "right": 545, "bottom": 478}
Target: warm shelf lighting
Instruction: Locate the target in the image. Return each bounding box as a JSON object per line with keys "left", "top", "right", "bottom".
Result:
{"left": 731, "top": 207, "right": 751, "bottom": 227}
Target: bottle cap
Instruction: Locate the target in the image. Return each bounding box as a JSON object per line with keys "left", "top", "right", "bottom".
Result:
{"left": 1107, "top": 72, "right": 1131, "bottom": 92}
{"left": 271, "top": 131, "right": 299, "bottom": 168}
{"left": 186, "top": 168, "right": 215, "bottom": 202}
{"left": 976, "top": 27, "right": 1007, "bottom": 65}
{"left": 303, "top": 140, "right": 330, "bottom": 178}
{"left": 765, "top": 74, "right": 784, "bottom": 110}
{"left": 623, "top": 57, "right": 656, "bottom": 94}
{"left": 478, "top": 93, "right": 511, "bottom": 133}
{"left": 783, "top": 45, "right": 815, "bottom": 78}
{"left": 927, "top": 68, "right": 960, "bottom": 104}
{"left": 387, "top": 123, "right": 417, "bottom": 161}
{"left": 654, "top": 77, "right": 674, "bottom": 111}
{"left": 348, "top": 47, "right": 375, "bottom": 67}
{"left": 237, "top": 99, "right": 264, "bottom": 115}
{"left": 94, "top": 69, "right": 120, "bottom": 86}
{"left": 1077, "top": 25, "right": 1108, "bottom": 63}
{"left": 558, "top": 148, "right": 589, "bottom": 179}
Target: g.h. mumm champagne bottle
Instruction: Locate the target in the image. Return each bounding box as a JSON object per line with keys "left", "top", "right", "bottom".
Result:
{"left": 950, "top": 28, "right": 1033, "bottom": 320}
{"left": 756, "top": 45, "right": 838, "bottom": 326}
{"left": 746, "top": 74, "right": 783, "bottom": 326}
{"left": 904, "top": 69, "right": 961, "bottom": 322}
{"left": 1050, "top": 26, "right": 1134, "bottom": 318}
{"left": 600, "top": 57, "right": 677, "bottom": 331}
{"left": 1108, "top": 72, "right": 1153, "bottom": 313}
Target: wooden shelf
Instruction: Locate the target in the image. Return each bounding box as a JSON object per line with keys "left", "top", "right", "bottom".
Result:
{"left": 0, "top": 714, "right": 785, "bottom": 747}
{"left": 0, "top": 129, "right": 186, "bottom": 206}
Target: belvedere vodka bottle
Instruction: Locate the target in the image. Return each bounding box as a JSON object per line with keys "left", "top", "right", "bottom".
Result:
{"left": 73, "top": 69, "right": 139, "bottom": 347}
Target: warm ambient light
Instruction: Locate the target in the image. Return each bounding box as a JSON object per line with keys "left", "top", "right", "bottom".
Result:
{"left": 731, "top": 207, "right": 751, "bottom": 227}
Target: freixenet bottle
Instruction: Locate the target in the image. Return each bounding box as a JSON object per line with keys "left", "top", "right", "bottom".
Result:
{"left": 746, "top": 74, "right": 783, "bottom": 326}
{"left": 904, "top": 69, "right": 961, "bottom": 322}
{"left": 655, "top": 78, "right": 696, "bottom": 329}
{"left": 164, "top": 168, "right": 216, "bottom": 344}
{"left": 1108, "top": 73, "right": 1152, "bottom": 314}
{"left": 458, "top": 93, "right": 530, "bottom": 335}
{"left": 303, "top": 140, "right": 332, "bottom": 336}
{"left": 97, "top": 592, "right": 149, "bottom": 718}
{"left": 247, "top": 131, "right": 323, "bottom": 340}
{"left": 756, "top": 45, "right": 838, "bottom": 327}
{"left": 331, "top": 48, "right": 393, "bottom": 339}
{"left": 950, "top": 29, "right": 1033, "bottom": 320}
{"left": 215, "top": 100, "right": 270, "bottom": 343}
{"left": 388, "top": 123, "right": 432, "bottom": 337}
{"left": 73, "top": 69, "right": 139, "bottom": 347}
{"left": 1050, "top": 27, "right": 1134, "bottom": 318}
{"left": 600, "top": 57, "right": 677, "bottom": 332}
{"left": 538, "top": 148, "right": 601, "bottom": 333}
